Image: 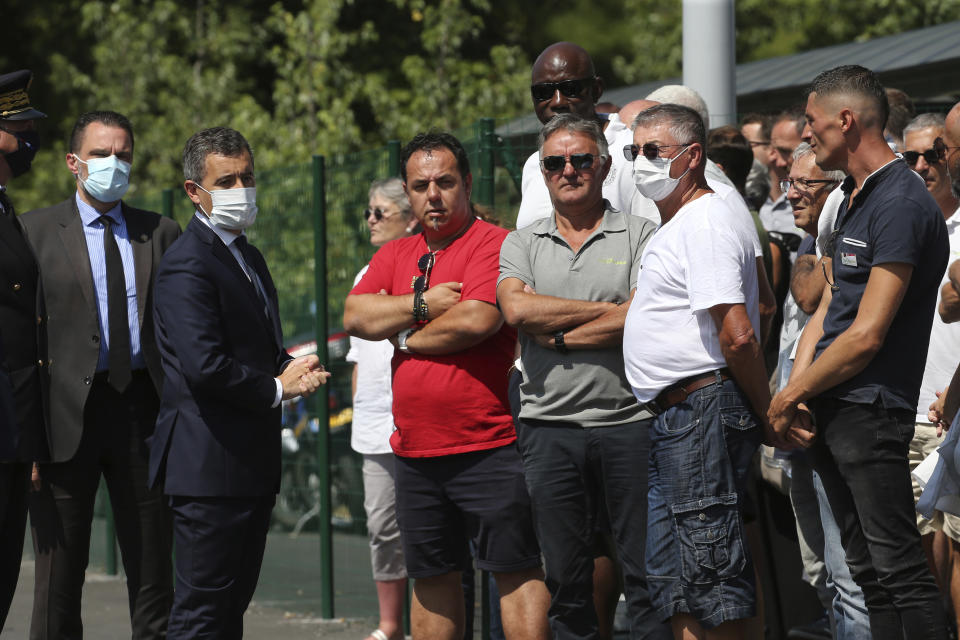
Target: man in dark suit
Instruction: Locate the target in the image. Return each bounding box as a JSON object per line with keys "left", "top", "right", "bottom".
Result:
{"left": 20, "top": 110, "right": 180, "bottom": 639}
{"left": 149, "top": 126, "right": 328, "bottom": 638}
{"left": 0, "top": 68, "right": 47, "bottom": 630}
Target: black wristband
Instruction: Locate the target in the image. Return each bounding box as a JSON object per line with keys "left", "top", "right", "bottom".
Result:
{"left": 554, "top": 330, "right": 568, "bottom": 354}
{"left": 413, "top": 291, "right": 429, "bottom": 323}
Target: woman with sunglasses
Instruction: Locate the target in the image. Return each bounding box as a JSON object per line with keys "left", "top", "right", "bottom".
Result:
{"left": 347, "top": 177, "right": 417, "bottom": 640}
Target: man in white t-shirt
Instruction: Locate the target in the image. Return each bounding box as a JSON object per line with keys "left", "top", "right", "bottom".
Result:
{"left": 622, "top": 103, "right": 788, "bottom": 637}
{"left": 902, "top": 111, "right": 960, "bottom": 624}
{"left": 515, "top": 42, "right": 650, "bottom": 230}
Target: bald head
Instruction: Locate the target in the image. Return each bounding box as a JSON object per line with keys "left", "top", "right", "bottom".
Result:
{"left": 945, "top": 102, "right": 960, "bottom": 198}
{"left": 620, "top": 99, "right": 660, "bottom": 130}
{"left": 530, "top": 42, "right": 602, "bottom": 124}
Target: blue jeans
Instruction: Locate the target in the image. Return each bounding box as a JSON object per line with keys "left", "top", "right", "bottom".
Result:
{"left": 812, "top": 468, "right": 872, "bottom": 639}
{"left": 645, "top": 376, "right": 762, "bottom": 629}
{"left": 810, "top": 397, "right": 947, "bottom": 640}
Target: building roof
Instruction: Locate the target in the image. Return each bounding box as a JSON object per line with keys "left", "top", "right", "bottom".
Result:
{"left": 500, "top": 20, "right": 960, "bottom": 137}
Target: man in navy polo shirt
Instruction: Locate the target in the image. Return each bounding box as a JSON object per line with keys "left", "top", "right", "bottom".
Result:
{"left": 769, "top": 65, "right": 949, "bottom": 639}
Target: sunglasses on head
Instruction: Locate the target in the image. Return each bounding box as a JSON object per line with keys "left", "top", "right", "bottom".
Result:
{"left": 363, "top": 207, "right": 396, "bottom": 222}
{"left": 622, "top": 142, "right": 693, "bottom": 162}
{"left": 413, "top": 252, "right": 435, "bottom": 293}
{"left": 902, "top": 148, "right": 943, "bottom": 166}
{"left": 540, "top": 153, "right": 599, "bottom": 172}
{"left": 530, "top": 77, "right": 594, "bottom": 103}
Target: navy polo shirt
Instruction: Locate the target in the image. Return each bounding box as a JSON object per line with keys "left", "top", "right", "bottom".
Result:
{"left": 815, "top": 158, "right": 948, "bottom": 412}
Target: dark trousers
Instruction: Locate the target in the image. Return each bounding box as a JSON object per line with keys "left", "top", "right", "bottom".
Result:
{"left": 167, "top": 495, "right": 274, "bottom": 639}
{"left": 29, "top": 373, "right": 172, "bottom": 639}
{"left": 515, "top": 414, "right": 670, "bottom": 640}
{"left": 810, "top": 397, "right": 948, "bottom": 640}
{"left": 0, "top": 461, "right": 30, "bottom": 629}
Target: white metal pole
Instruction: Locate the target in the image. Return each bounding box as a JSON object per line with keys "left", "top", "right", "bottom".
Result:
{"left": 682, "top": 0, "right": 737, "bottom": 127}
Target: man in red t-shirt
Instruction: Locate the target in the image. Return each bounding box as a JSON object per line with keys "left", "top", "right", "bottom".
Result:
{"left": 344, "top": 132, "right": 549, "bottom": 640}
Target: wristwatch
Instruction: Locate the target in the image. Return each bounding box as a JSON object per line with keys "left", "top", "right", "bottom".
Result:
{"left": 553, "top": 330, "right": 568, "bottom": 354}
{"left": 398, "top": 327, "right": 417, "bottom": 353}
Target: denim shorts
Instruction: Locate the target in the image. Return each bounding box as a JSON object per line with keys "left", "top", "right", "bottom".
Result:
{"left": 645, "top": 376, "right": 762, "bottom": 628}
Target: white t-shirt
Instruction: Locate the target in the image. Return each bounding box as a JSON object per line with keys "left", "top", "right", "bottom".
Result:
{"left": 345, "top": 265, "right": 396, "bottom": 455}
{"left": 624, "top": 193, "right": 760, "bottom": 402}
{"left": 917, "top": 210, "right": 960, "bottom": 422}
{"left": 515, "top": 123, "right": 655, "bottom": 229}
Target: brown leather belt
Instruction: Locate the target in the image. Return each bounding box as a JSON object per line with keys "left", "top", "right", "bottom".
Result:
{"left": 641, "top": 368, "right": 732, "bottom": 416}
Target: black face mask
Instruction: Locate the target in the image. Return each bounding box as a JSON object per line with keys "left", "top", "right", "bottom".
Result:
{"left": 1, "top": 128, "right": 40, "bottom": 178}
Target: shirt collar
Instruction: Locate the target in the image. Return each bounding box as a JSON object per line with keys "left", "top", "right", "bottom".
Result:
{"left": 75, "top": 191, "right": 122, "bottom": 227}
{"left": 534, "top": 200, "right": 621, "bottom": 237}
{"left": 840, "top": 157, "right": 901, "bottom": 196}
{"left": 194, "top": 210, "right": 245, "bottom": 247}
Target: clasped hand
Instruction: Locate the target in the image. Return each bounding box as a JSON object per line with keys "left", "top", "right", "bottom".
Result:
{"left": 279, "top": 354, "right": 331, "bottom": 400}
{"left": 767, "top": 390, "right": 817, "bottom": 450}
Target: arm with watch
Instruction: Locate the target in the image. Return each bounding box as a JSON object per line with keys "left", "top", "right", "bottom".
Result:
{"left": 497, "top": 277, "right": 633, "bottom": 351}
{"left": 343, "top": 281, "right": 462, "bottom": 341}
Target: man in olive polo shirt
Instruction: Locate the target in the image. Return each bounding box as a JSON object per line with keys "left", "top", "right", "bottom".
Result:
{"left": 497, "top": 113, "right": 667, "bottom": 640}
{"left": 770, "top": 65, "right": 949, "bottom": 638}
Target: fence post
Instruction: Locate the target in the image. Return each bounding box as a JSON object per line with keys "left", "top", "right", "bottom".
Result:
{"left": 477, "top": 118, "right": 495, "bottom": 209}
{"left": 388, "top": 140, "right": 402, "bottom": 177}
{"left": 312, "top": 154, "right": 334, "bottom": 619}
{"left": 161, "top": 188, "right": 174, "bottom": 220}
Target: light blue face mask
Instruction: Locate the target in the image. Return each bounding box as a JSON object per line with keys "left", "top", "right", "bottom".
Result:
{"left": 74, "top": 154, "right": 131, "bottom": 203}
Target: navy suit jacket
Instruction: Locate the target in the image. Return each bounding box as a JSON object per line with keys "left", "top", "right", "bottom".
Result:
{"left": 148, "top": 217, "right": 292, "bottom": 497}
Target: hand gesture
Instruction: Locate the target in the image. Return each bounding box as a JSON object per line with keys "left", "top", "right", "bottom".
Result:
{"left": 279, "top": 354, "right": 331, "bottom": 400}
{"left": 423, "top": 282, "right": 462, "bottom": 319}
{"left": 929, "top": 387, "right": 950, "bottom": 437}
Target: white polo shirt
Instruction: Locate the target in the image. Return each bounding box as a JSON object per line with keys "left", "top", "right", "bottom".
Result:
{"left": 624, "top": 192, "right": 760, "bottom": 402}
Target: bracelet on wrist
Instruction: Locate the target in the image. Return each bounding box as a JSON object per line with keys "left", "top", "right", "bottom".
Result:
{"left": 554, "top": 330, "right": 568, "bottom": 354}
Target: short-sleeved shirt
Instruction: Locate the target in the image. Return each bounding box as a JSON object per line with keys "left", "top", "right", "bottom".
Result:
{"left": 499, "top": 208, "right": 657, "bottom": 426}
{"left": 350, "top": 219, "right": 517, "bottom": 458}
{"left": 346, "top": 265, "right": 396, "bottom": 455}
{"left": 816, "top": 159, "right": 949, "bottom": 412}
{"left": 624, "top": 192, "right": 761, "bottom": 402}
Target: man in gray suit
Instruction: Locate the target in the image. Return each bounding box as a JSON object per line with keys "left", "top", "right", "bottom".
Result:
{"left": 20, "top": 110, "right": 180, "bottom": 639}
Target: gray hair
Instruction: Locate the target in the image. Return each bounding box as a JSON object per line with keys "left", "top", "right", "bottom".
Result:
{"left": 791, "top": 142, "right": 845, "bottom": 182}
{"left": 903, "top": 112, "right": 946, "bottom": 137}
{"left": 632, "top": 103, "right": 706, "bottom": 149}
{"left": 538, "top": 113, "right": 608, "bottom": 159}
{"left": 182, "top": 127, "right": 254, "bottom": 183}
{"left": 645, "top": 84, "right": 710, "bottom": 129}
{"left": 368, "top": 177, "right": 411, "bottom": 217}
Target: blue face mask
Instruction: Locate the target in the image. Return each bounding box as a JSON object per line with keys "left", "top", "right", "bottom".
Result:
{"left": 74, "top": 154, "right": 131, "bottom": 203}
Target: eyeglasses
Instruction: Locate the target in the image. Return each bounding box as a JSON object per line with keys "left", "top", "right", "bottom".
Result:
{"left": 780, "top": 178, "right": 838, "bottom": 194}
{"left": 530, "top": 77, "right": 594, "bottom": 103}
{"left": 747, "top": 140, "right": 771, "bottom": 148}
{"left": 902, "top": 148, "right": 942, "bottom": 166}
{"left": 363, "top": 207, "right": 398, "bottom": 222}
{"left": 540, "top": 153, "right": 600, "bottom": 172}
{"left": 413, "top": 252, "right": 435, "bottom": 293}
{"left": 822, "top": 229, "right": 841, "bottom": 292}
{"left": 622, "top": 142, "right": 693, "bottom": 162}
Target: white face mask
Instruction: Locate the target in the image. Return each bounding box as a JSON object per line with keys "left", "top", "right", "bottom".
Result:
{"left": 632, "top": 145, "right": 692, "bottom": 202}
{"left": 196, "top": 185, "right": 258, "bottom": 230}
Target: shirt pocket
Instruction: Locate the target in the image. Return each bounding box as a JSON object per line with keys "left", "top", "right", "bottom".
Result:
{"left": 836, "top": 235, "right": 872, "bottom": 285}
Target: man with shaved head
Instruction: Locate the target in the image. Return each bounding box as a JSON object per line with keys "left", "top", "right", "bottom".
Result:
{"left": 770, "top": 65, "right": 949, "bottom": 638}
{"left": 516, "top": 42, "right": 654, "bottom": 230}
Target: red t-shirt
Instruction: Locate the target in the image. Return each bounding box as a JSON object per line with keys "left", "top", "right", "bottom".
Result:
{"left": 350, "top": 219, "right": 517, "bottom": 457}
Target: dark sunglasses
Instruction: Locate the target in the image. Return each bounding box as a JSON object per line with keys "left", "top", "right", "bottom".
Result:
{"left": 935, "top": 137, "right": 960, "bottom": 158}
{"left": 413, "top": 252, "right": 435, "bottom": 293}
{"left": 530, "top": 77, "right": 594, "bottom": 103}
{"left": 902, "top": 148, "right": 942, "bottom": 166}
{"left": 540, "top": 153, "right": 598, "bottom": 172}
{"left": 363, "top": 207, "right": 397, "bottom": 222}
{"left": 622, "top": 142, "right": 692, "bottom": 162}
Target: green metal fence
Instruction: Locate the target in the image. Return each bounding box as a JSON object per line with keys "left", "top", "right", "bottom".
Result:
{"left": 78, "top": 118, "right": 541, "bottom": 630}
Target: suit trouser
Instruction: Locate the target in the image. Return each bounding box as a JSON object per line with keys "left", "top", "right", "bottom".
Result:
{"left": 29, "top": 372, "right": 173, "bottom": 639}
{"left": 0, "top": 461, "right": 30, "bottom": 630}
{"left": 167, "top": 495, "right": 275, "bottom": 639}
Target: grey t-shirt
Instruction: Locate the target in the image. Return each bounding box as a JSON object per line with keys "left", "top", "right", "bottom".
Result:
{"left": 499, "top": 208, "right": 657, "bottom": 426}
